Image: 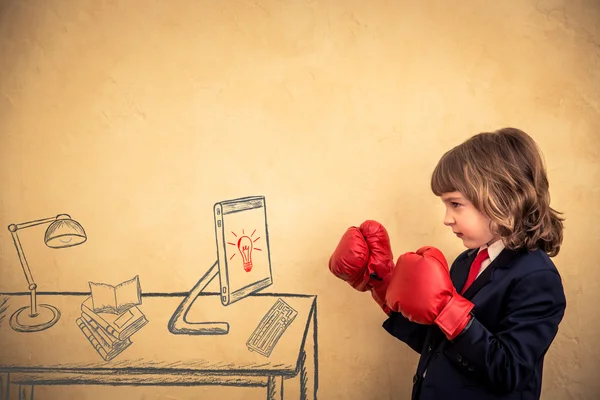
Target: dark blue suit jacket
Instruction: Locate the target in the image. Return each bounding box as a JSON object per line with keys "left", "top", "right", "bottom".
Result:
{"left": 382, "top": 246, "right": 567, "bottom": 400}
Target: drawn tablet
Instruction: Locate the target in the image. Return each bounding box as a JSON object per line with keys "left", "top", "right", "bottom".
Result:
{"left": 214, "top": 196, "right": 273, "bottom": 306}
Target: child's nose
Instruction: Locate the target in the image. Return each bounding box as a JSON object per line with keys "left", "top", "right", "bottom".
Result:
{"left": 443, "top": 212, "right": 454, "bottom": 226}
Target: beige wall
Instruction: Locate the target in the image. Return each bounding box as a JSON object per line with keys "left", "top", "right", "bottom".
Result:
{"left": 0, "top": 1, "right": 598, "bottom": 399}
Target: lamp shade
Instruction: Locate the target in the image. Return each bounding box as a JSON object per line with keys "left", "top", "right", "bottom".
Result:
{"left": 44, "top": 214, "right": 87, "bottom": 248}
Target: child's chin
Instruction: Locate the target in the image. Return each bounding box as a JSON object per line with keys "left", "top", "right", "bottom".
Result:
{"left": 463, "top": 241, "right": 484, "bottom": 250}
{"left": 459, "top": 238, "right": 478, "bottom": 249}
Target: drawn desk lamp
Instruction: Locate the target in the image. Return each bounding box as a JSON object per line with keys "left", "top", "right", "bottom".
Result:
{"left": 7, "top": 214, "right": 87, "bottom": 332}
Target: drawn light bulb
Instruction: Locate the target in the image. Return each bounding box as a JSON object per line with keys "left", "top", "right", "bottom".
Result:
{"left": 237, "top": 235, "right": 254, "bottom": 272}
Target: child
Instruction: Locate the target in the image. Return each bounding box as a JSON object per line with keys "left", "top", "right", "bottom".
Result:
{"left": 328, "top": 127, "right": 567, "bottom": 400}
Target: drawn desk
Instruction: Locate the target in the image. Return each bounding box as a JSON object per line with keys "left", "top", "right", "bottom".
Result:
{"left": 0, "top": 293, "right": 318, "bottom": 400}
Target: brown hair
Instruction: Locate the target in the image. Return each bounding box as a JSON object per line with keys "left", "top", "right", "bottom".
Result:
{"left": 431, "top": 127, "right": 565, "bottom": 257}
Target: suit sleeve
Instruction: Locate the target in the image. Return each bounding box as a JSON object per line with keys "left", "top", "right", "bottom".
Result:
{"left": 382, "top": 311, "right": 429, "bottom": 354}
{"left": 445, "top": 269, "right": 567, "bottom": 394}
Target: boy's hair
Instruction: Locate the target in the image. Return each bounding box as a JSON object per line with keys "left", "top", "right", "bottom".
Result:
{"left": 431, "top": 127, "right": 565, "bottom": 257}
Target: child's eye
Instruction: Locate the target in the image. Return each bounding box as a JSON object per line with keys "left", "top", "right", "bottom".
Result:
{"left": 452, "top": 202, "right": 462, "bottom": 208}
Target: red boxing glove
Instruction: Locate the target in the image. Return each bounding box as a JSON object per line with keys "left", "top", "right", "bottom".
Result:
{"left": 385, "top": 246, "right": 474, "bottom": 340}
{"left": 329, "top": 220, "right": 395, "bottom": 314}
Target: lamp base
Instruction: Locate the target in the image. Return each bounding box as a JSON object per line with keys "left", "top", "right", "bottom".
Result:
{"left": 10, "top": 304, "right": 61, "bottom": 332}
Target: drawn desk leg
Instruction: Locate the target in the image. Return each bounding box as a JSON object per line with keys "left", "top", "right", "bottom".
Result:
{"left": 267, "top": 375, "right": 284, "bottom": 400}
{"left": 0, "top": 374, "right": 33, "bottom": 400}
{"left": 11, "top": 384, "right": 33, "bottom": 400}
{"left": 300, "top": 299, "right": 318, "bottom": 400}
{"left": 0, "top": 373, "right": 7, "bottom": 400}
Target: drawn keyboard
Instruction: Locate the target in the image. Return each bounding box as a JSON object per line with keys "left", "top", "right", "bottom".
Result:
{"left": 246, "top": 298, "right": 298, "bottom": 357}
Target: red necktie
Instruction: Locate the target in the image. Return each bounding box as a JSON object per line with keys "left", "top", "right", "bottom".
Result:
{"left": 460, "top": 248, "right": 489, "bottom": 295}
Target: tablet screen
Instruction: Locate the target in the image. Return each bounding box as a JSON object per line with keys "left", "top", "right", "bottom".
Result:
{"left": 215, "top": 196, "right": 272, "bottom": 305}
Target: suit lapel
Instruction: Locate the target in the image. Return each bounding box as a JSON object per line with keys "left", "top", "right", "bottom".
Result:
{"left": 461, "top": 261, "right": 494, "bottom": 299}
{"left": 450, "top": 249, "right": 477, "bottom": 292}
{"left": 461, "top": 247, "right": 523, "bottom": 299}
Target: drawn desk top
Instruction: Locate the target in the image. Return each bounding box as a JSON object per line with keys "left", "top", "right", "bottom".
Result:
{"left": 0, "top": 293, "right": 316, "bottom": 375}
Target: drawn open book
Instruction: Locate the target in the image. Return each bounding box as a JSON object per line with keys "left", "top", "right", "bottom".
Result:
{"left": 89, "top": 275, "right": 142, "bottom": 314}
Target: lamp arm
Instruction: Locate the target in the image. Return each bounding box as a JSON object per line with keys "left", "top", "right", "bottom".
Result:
{"left": 9, "top": 229, "right": 36, "bottom": 289}
{"left": 7, "top": 216, "right": 64, "bottom": 318}
{"left": 6, "top": 214, "right": 69, "bottom": 288}
{"left": 9, "top": 215, "right": 67, "bottom": 231}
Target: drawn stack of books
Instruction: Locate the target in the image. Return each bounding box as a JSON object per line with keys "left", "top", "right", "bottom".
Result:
{"left": 76, "top": 275, "right": 149, "bottom": 361}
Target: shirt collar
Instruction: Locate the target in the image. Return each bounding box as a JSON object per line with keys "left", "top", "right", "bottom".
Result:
{"left": 479, "top": 239, "right": 505, "bottom": 262}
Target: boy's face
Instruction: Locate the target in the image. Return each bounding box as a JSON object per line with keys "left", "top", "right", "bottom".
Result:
{"left": 440, "top": 191, "right": 498, "bottom": 249}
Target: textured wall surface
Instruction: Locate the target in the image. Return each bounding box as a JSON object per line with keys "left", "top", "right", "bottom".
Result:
{"left": 0, "top": 1, "right": 598, "bottom": 399}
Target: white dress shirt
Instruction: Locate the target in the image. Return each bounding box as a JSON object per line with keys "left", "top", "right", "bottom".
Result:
{"left": 476, "top": 238, "right": 505, "bottom": 278}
